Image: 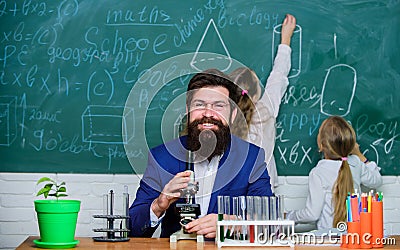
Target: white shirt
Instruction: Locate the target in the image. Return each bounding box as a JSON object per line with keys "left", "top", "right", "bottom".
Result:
{"left": 194, "top": 155, "right": 220, "bottom": 217}
{"left": 286, "top": 154, "right": 382, "bottom": 230}
{"left": 248, "top": 44, "right": 292, "bottom": 190}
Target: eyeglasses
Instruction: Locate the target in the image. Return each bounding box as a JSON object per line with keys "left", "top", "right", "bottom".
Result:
{"left": 190, "top": 100, "right": 230, "bottom": 112}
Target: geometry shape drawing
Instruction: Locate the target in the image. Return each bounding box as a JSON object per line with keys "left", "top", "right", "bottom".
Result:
{"left": 272, "top": 24, "right": 302, "bottom": 78}
{"left": 321, "top": 64, "right": 357, "bottom": 117}
{"left": 0, "top": 96, "right": 17, "bottom": 146}
{"left": 190, "top": 19, "right": 232, "bottom": 72}
{"left": 82, "top": 105, "right": 134, "bottom": 144}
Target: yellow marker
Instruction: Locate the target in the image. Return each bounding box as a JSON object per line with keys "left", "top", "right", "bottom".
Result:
{"left": 368, "top": 193, "right": 372, "bottom": 212}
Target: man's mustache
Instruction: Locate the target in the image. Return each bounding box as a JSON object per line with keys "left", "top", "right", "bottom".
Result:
{"left": 190, "top": 117, "right": 225, "bottom": 128}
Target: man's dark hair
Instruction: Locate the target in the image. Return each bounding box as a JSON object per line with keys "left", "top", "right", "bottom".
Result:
{"left": 186, "top": 69, "right": 239, "bottom": 106}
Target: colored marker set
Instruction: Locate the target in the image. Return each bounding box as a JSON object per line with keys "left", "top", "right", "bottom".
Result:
{"left": 341, "top": 191, "right": 384, "bottom": 249}
{"left": 216, "top": 195, "right": 295, "bottom": 248}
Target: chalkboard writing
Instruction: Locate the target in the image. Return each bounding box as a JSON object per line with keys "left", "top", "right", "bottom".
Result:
{"left": 0, "top": 0, "right": 399, "bottom": 175}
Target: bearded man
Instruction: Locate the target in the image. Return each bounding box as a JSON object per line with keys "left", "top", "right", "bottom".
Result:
{"left": 129, "top": 69, "right": 273, "bottom": 238}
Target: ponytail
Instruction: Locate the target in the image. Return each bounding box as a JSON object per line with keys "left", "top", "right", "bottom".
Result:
{"left": 332, "top": 159, "right": 354, "bottom": 227}
{"left": 228, "top": 67, "right": 258, "bottom": 140}
{"left": 319, "top": 116, "right": 356, "bottom": 227}
{"left": 231, "top": 93, "right": 254, "bottom": 139}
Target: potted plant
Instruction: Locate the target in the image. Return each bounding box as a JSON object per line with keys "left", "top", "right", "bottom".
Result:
{"left": 34, "top": 177, "right": 81, "bottom": 248}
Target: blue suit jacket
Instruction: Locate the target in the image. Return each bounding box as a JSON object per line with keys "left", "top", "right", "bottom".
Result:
{"left": 129, "top": 135, "right": 273, "bottom": 237}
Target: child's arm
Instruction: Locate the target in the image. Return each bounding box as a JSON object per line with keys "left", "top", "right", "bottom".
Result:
{"left": 351, "top": 143, "right": 383, "bottom": 188}
{"left": 350, "top": 143, "right": 368, "bottom": 163}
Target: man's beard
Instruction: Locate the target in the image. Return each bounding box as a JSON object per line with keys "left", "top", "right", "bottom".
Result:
{"left": 186, "top": 117, "right": 231, "bottom": 161}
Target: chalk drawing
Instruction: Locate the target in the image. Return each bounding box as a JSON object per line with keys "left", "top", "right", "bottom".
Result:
{"left": 0, "top": 96, "right": 17, "bottom": 146}
{"left": 82, "top": 105, "right": 134, "bottom": 144}
{"left": 272, "top": 24, "right": 302, "bottom": 78}
{"left": 320, "top": 64, "right": 357, "bottom": 117}
{"left": 190, "top": 19, "right": 232, "bottom": 72}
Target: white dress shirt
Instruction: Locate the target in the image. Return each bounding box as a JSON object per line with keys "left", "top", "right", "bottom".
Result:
{"left": 194, "top": 155, "right": 220, "bottom": 217}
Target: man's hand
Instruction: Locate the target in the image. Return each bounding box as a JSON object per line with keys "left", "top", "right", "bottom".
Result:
{"left": 184, "top": 213, "right": 219, "bottom": 238}
{"left": 151, "top": 171, "right": 192, "bottom": 217}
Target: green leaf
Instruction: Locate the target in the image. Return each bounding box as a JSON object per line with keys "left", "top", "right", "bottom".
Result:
{"left": 35, "top": 177, "right": 68, "bottom": 199}
{"left": 36, "top": 186, "right": 51, "bottom": 197}
{"left": 36, "top": 177, "right": 53, "bottom": 185}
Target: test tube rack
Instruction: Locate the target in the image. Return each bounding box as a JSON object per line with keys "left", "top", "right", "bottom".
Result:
{"left": 92, "top": 189, "right": 130, "bottom": 242}
{"left": 216, "top": 219, "right": 295, "bottom": 248}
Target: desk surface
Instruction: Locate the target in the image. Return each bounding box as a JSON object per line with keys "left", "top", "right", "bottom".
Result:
{"left": 17, "top": 236, "right": 400, "bottom": 250}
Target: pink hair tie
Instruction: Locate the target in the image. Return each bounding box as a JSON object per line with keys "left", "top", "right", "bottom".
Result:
{"left": 341, "top": 157, "right": 348, "bottom": 161}
{"left": 241, "top": 89, "right": 248, "bottom": 96}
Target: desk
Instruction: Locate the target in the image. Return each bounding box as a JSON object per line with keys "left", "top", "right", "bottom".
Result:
{"left": 17, "top": 236, "right": 400, "bottom": 249}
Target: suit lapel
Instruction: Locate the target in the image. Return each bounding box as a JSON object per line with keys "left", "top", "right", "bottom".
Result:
{"left": 178, "top": 136, "right": 188, "bottom": 172}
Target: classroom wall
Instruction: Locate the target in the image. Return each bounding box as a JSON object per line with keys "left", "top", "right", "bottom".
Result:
{"left": 0, "top": 173, "right": 399, "bottom": 249}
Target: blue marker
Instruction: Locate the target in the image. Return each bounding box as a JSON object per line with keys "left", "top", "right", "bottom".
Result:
{"left": 347, "top": 192, "right": 352, "bottom": 222}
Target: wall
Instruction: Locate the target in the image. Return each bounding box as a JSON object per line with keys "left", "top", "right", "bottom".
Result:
{"left": 1, "top": 172, "right": 399, "bottom": 249}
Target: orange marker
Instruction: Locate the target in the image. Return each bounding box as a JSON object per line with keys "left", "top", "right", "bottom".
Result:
{"left": 351, "top": 196, "right": 360, "bottom": 222}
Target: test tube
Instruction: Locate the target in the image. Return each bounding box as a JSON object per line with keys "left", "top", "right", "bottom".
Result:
{"left": 261, "top": 196, "right": 270, "bottom": 242}
{"left": 276, "top": 195, "right": 285, "bottom": 238}
{"left": 246, "top": 196, "right": 255, "bottom": 243}
{"left": 254, "top": 196, "right": 262, "bottom": 242}
{"left": 232, "top": 196, "right": 240, "bottom": 240}
{"left": 224, "top": 196, "right": 231, "bottom": 238}
{"left": 103, "top": 193, "right": 108, "bottom": 215}
{"left": 269, "top": 196, "right": 277, "bottom": 220}
{"left": 239, "top": 196, "right": 247, "bottom": 240}
{"left": 254, "top": 196, "right": 262, "bottom": 220}
{"left": 277, "top": 195, "right": 284, "bottom": 220}
{"left": 102, "top": 193, "right": 108, "bottom": 237}
{"left": 269, "top": 196, "right": 277, "bottom": 237}
{"left": 218, "top": 196, "right": 225, "bottom": 242}
{"left": 122, "top": 186, "right": 129, "bottom": 238}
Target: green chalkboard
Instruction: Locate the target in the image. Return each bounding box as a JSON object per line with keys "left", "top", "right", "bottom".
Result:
{"left": 0, "top": 0, "right": 399, "bottom": 175}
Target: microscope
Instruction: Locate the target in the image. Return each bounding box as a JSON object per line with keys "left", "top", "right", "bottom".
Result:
{"left": 170, "top": 151, "right": 204, "bottom": 243}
